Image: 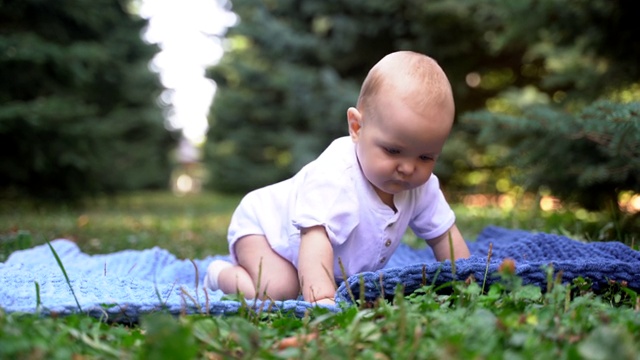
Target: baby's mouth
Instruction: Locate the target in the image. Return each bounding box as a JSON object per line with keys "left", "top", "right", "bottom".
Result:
{"left": 388, "top": 179, "right": 410, "bottom": 189}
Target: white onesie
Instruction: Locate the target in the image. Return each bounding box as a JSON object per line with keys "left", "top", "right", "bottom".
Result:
{"left": 227, "top": 136, "right": 455, "bottom": 280}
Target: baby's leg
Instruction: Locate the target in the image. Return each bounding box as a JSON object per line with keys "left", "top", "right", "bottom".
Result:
{"left": 218, "top": 234, "right": 300, "bottom": 300}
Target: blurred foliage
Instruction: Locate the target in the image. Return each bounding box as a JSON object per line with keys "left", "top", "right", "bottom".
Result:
{"left": 464, "top": 101, "right": 640, "bottom": 211}
{"left": 450, "top": 0, "right": 640, "bottom": 236}
{"left": 205, "top": 0, "right": 362, "bottom": 191}
{"left": 0, "top": 0, "right": 176, "bottom": 201}
{"left": 206, "top": 0, "right": 640, "bottom": 237}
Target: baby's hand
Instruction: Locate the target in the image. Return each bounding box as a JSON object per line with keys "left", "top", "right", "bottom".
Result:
{"left": 313, "top": 297, "right": 336, "bottom": 307}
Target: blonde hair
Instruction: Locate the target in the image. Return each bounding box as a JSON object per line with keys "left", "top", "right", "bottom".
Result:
{"left": 357, "top": 51, "right": 453, "bottom": 115}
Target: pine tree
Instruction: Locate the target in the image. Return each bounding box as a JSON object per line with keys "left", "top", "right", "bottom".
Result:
{"left": 0, "top": 0, "right": 175, "bottom": 200}
{"left": 464, "top": 101, "right": 640, "bottom": 211}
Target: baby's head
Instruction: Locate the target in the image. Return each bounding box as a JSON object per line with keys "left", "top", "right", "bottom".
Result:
{"left": 356, "top": 51, "right": 454, "bottom": 118}
{"left": 347, "top": 51, "right": 455, "bottom": 205}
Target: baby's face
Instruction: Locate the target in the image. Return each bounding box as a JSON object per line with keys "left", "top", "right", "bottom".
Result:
{"left": 351, "top": 91, "right": 453, "bottom": 203}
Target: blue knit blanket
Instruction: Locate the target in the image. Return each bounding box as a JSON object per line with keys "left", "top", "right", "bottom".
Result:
{"left": 1, "top": 226, "right": 638, "bottom": 320}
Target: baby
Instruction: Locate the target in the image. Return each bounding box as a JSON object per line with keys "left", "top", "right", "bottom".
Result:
{"left": 204, "top": 51, "right": 471, "bottom": 305}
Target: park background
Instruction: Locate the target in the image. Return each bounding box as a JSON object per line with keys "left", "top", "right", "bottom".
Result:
{"left": 1, "top": 0, "right": 639, "bottom": 250}
{"left": 1, "top": 1, "right": 640, "bottom": 358}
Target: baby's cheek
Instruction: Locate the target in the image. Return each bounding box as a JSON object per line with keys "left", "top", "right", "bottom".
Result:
{"left": 419, "top": 170, "right": 434, "bottom": 184}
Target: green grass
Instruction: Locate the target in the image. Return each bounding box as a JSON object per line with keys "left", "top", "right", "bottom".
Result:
{"left": 0, "top": 191, "right": 240, "bottom": 260}
{"left": 1, "top": 275, "right": 638, "bottom": 359}
{"left": 1, "top": 191, "right": 639, "bottom": 359}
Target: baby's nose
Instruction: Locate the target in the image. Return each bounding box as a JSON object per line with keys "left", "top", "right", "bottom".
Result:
{"left": 397, "top": 160, "right": 415, "bottom": 175}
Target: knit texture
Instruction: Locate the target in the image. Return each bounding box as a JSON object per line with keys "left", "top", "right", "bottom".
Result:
{"left": 338, "top": 226, "right": 640, "bottom": 302}
{"left": 1, "top": 226, "right": 638, "bottom": 320}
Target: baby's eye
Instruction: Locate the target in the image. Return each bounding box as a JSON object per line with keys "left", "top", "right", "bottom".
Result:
{"left": 419, "top": 155, "right": 433, "bottom": 161}
{"left": 384, "top": 147, "right": 400, "bottom": 155}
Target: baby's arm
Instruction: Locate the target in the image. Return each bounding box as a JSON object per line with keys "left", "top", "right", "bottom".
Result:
{"left": 297, "top": 225, "right": 336, "bottom": 304}
{"left": 427, "top": 224, "right": 471, "bottom": 261}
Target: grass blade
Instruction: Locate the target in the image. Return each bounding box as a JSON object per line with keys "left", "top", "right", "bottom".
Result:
{"left": 45, "top": 238, "right": 83, "bottom": 312}
{"left": 338, "top": 257, "right": 356, "bottom": 304}
{"left": 481, "top": 243, "right": 494, "bottom": 294}
{"left": 448, "top": 231, "right": 456, "bottom": 277}
{"left": 34, "top": 281, "right": 41, "bottom": 313}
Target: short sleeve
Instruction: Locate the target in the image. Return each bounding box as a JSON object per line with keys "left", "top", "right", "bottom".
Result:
{"left": 409, "top": 175, "right": 455, "bottom": 241}
{"left": 290, "top": 157, "right": 360, "bottom": 247}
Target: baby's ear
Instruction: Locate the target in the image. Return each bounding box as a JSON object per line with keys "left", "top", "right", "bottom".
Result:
{"left": 347, "top": 107, "right": 362, "bottom": 141}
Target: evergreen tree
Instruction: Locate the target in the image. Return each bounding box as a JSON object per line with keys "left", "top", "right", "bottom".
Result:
{"left": 206, "top": 0, "right": 357, "bottom": 191}
{"left": 0, "top": 0, "right": 175, "bottom": 200}
{"left": 453, "top": 0, "right": 640, "bottom": 214}
{"left": 464, "top": 101, "right": 640, "bottom": 211}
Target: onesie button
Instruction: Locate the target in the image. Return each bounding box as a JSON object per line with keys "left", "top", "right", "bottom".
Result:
{"left": 385, "top": 239, "right": 392, "bottom": 247}
{"left": 379, "top": 257, "right": 386, "bottom": 264}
